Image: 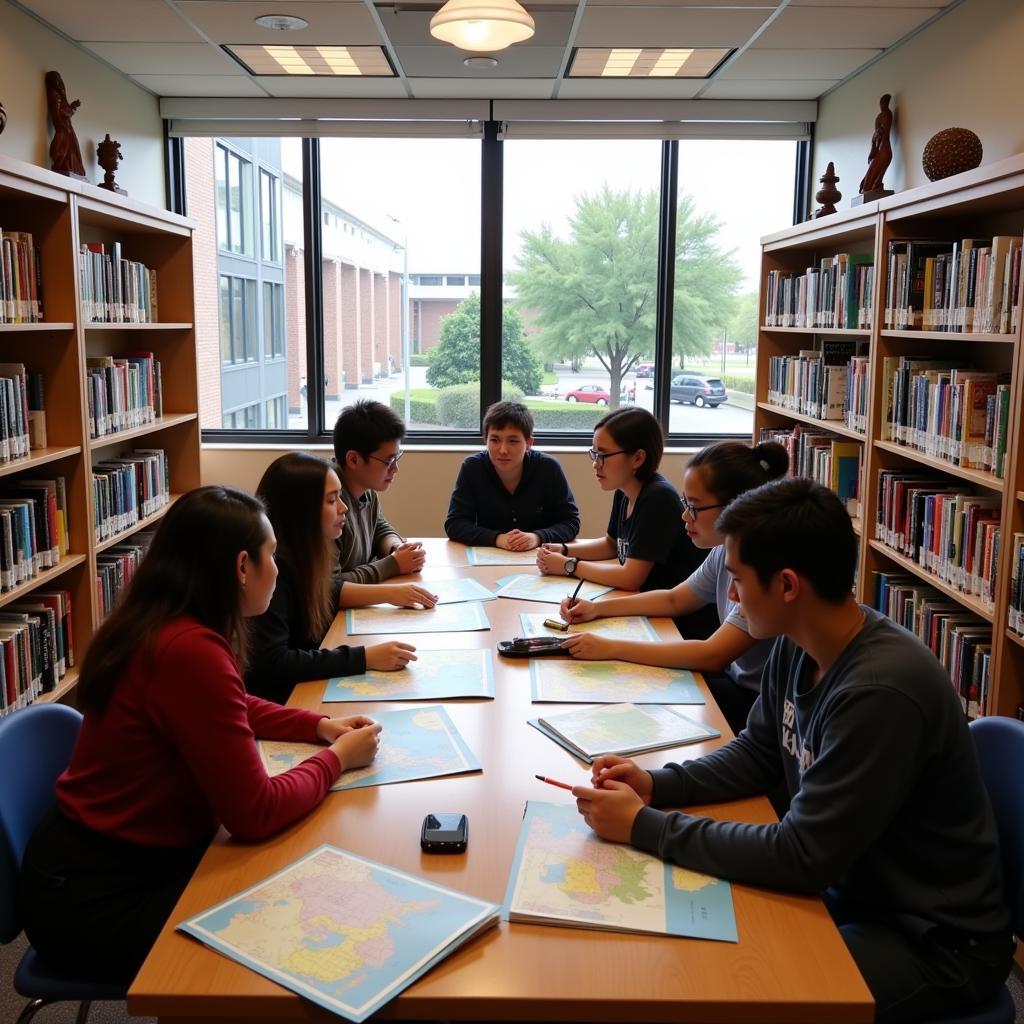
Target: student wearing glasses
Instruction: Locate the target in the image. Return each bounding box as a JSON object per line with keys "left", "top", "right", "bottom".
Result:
{"left": 332, "top": 400, "right": 424, "bottom": 583}
{"left": 558, "top": 440, "right": 789, "bottom": 734}
{"left": 537, "top": 408, "right": 718, "bottom": 639}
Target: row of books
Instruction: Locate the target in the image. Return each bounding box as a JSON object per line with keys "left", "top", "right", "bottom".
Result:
{"left": 875, "top": 471, "right": 1000, "bottom": 605}
{"left": 881, "top": 358, "right": 1012, "bottom": 477}
{"left": 97, "top": 532, "right": 154, "bottom": 622}
{"left": 0, "top": 589, "right": 75, "bottom": 717}
{"left": 759, "top": 424, "right": 862, "bottom": 517}
{"left": 873, "top": 571, "right": 991, "bottom": 719}
{"left": 78, "top": 242, "right": 159, "bottom": 324}
{"left": 763, "top": 254, "right": 874, "bottom": 329}
{"left": 765, "top": 341, "right": 869, "bottom": 433}
{"left": 0, "top": 229, "right": 43, "bottom": 323}
{"left": 0, "top": 363, "right": 45, "bottom": 463}
{"left": 1009, "top": 534, "right": 1024, "bottom": 639}
{"left": 0, "top": 478, "right": 69, "bottom": 594}
{"left": 884, "top": 236, "right": 1022, "bottom": 333}
{"left": 87, "top": 352, "right": 163, "bottom": 439}
{"left": 93, "top": 449, "right": 169, "bottom": 544}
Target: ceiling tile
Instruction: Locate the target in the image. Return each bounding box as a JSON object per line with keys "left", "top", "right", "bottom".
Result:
{"left": 701, "top": 78, "right": 840, "bottom": 99}
{"left": 788, "top": 0, "right": 953, "bottom": 5}
{"left": 407, "top": 78, "right": 557, "bottom": 99}
{"left": 375, "top": 7, "right": 576, "bottom": 46}
{"left": 721, "top": 47, "right": 880, "bottom": 79}
{"left": 83, "top": 41, "right": 240, "bottom": 75}
{"left": 129, "top": 74, "right": 267, "bottom": 96}
{"left": 755, "top": 6, "right": 942, "bottom": 47}
{"left": 19, "top": 0, "right": 200, "bottom": 41}
{"left": 253, "top": 76, "right": 409, "bottom": 97}
{"left": 557, "top": 77, "right": 705, "bottom": 99}
{"left": 394, "top": 46, "right": 565, "bottom": 77}
{"left": 585, "top": 0, "right": 773, "bottom": 6}
{"left": 175, "top": 1, "right": 382, "bottom": 45}
{"left": 575, "top": 7, "right": 774, "bottom": 47}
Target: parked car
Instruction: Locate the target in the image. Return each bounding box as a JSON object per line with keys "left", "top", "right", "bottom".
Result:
{"left": 565, "top": 384, "right": 611, "bottom": 405}
{"left": 619, "top": 383, "right": 637, "bottom": 403}
{"left": 634, "top": 362, "right": 655, "bottom": 378}
{"left": 670, "top": 374, "right": 727, "bottom": 407}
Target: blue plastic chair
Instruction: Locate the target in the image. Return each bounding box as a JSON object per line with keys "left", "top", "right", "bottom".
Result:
{"left": 0, "top": 704, "right": 127, "bottom": 1024}
{"left": 928, "top": 716, "right": 1024, "bottom": 1024}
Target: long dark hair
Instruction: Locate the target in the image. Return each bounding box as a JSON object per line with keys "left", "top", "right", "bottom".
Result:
{"left": 595, "top": 407, "right": 663, "bottom": 481}
{"left": 688, "top": 440, "right": 789, "bottom": 504}
{"left": 256, "top": 452, "right": 335, "bottom": 641}
{"left": 78, "top": 486, "right": 270, "bottom": 713}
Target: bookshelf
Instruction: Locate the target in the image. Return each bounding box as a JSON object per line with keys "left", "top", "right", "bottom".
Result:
{"left": 0, "top": 154, "right": 200, "bottom": 711}
{"left": 754, "top": 154, "right": 1024, "bottom": 719}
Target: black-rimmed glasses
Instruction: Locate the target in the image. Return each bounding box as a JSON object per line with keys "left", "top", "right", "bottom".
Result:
{"left": 680, "top": 497, "right": 725, "bottom": 522}
{"left": 367, "top": 450, "right": 405, "bottom": 469}
{"left": 587, "top": 447, "right": 628, "bottom": 469}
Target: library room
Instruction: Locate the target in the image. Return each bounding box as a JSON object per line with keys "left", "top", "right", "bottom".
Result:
{"left": 1, "top": 0, "right": 1024, "bottom": 1022}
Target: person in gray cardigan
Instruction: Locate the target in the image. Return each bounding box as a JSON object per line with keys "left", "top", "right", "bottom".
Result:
{"left": 573, "top": 478, "right": 1012, "bottom": 1023}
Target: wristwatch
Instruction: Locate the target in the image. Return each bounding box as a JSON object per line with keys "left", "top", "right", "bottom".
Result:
{"left": 564, "top": 556, "right": 579, "bottom": 577}
{"left": 560, "top": 542, "right": 569, "bottom": 556}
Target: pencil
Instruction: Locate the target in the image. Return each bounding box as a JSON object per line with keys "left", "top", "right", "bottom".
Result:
{"left": 535, "top": 774, "right": 574, "bottom": 791}
{"left": 567, "top": 577, "right": 585, "bottom": 609}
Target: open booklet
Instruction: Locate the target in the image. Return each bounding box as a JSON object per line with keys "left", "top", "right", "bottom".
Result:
{"left": 530, "top": 702, "right": 719, "bottom": 763}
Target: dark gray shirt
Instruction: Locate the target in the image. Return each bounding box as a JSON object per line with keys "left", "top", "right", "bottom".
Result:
{"left": 334, "top": 480, "right": 402, "bottom": 584}
{"left": 631, "top": 606, "right": 1009, "bottom": 938}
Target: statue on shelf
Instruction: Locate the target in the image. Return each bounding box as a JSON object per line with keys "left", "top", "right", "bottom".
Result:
{"left": 855, "top": 94, "right": 895, "bottom": 203}
{"left": 45, "top": 70, "right": 86, "bottom": 179}
{"left": 97, "top": 133, "right": 126, "bottom": 195}
{"left": 813, "top": 161, "right": 842, "bottom": 218}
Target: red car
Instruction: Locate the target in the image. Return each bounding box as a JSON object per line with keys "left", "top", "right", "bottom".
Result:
{"left": 565, "top": 384, "right": 611, "bottom": 405}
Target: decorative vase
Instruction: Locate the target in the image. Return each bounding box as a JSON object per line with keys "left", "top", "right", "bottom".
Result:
{"left": 922, "top": 128, "right": 983, "bottom": 182}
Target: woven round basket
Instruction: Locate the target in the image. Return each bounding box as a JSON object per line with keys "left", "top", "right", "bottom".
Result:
{"left": 922, "top": 128, "right": 983, "bottom": 181}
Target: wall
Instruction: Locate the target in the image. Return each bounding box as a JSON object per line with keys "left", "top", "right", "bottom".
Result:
{"left": 812, "top": 0, "right": 1024, "bottom": 210}
{"left": 0, "top": 0, "right": 165, "bottom": 206}
{"left": 201, "top": 446, "right": 697, "bottom": 537}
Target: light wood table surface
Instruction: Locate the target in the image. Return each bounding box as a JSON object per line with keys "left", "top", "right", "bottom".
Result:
{"left": 129, "top": 540, "right": 873, "bottom": 1024}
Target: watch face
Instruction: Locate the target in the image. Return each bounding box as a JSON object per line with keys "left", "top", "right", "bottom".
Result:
{"left": 565, "top": 557, "right": 578, "bottom": 575}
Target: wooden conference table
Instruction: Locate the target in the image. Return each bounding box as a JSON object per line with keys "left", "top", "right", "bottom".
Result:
{"left": 129, "top": 539, "right": 872, "bottom": 1024}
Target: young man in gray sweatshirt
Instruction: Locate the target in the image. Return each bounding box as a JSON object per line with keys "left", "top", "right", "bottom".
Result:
{"left": 573, "top": 478, "right": 1012, "bottom": 1022}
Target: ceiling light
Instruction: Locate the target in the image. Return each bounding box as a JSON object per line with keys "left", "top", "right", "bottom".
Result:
{"left": 430, "top": 0, "right": 534, "bottom": 53}
{"left": 464, "top": 56, "right": 499, "bottom": 68}
{"left": 254, "top": 14, "right": 309, "bottom": 31}
{"left": 568, "top": 47, "right": 732, "bottom": 79}
{"left": 225, "top": 44, "right": 395, "bottom": 76}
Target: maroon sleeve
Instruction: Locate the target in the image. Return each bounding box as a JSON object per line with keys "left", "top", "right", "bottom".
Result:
{"left": 148, "top": 626, "right": 339, "bottom": 841}
{"left": 246, "top": 694, "right": 327, "bottom": 742}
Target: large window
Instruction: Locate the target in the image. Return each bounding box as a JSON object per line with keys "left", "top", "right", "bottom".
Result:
{"left": 185, "top": 132, "right": 800, "bottom": 441}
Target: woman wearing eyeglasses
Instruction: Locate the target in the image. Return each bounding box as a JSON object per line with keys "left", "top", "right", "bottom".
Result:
{"left": 537, "top": 408, "right": 718, "bottom": 639}
{"left": 556, "top": 439, "right": 789, "bottom": 735}
{"left": 247, "top": 453, "right": 438, "bottom": 705}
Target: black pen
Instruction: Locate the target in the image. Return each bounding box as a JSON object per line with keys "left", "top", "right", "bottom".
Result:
{"left": 567, "top": 577, "right": 585, "bottom": 609}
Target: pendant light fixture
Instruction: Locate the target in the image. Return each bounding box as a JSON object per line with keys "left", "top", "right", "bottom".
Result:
{"left": 429, "top": 0, "right": 535, "bottom": 53}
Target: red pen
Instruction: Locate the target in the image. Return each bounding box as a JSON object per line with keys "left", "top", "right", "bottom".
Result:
{"left": 535, "top": 774, "right": 574, "bottom": 791}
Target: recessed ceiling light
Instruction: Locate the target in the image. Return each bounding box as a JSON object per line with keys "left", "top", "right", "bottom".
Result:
{"left": 567, "top": 47, "right": 733, "bottom": 79}
{"left": 254, "top": 14, "right": 309, "bottom": 31}
{"left": 224, "top": 44, "right": 396, "bottom": 76}
{"left": 464, "top": 56, "right": 499, "bottom": 69}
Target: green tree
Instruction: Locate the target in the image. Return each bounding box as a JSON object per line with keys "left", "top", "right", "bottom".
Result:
{"left": 728, "top": 291, "right": 759, "bottom": 359}
{"left": 509, "top": 187, "right": 742, "bottom": 403}
{"left": 426, "top": 292, "right": 542, "bottom": 394}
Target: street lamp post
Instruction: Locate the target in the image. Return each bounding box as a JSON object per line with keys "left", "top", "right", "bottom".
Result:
{"left": 387, "top": 215, "right": 411, "bottom": 427}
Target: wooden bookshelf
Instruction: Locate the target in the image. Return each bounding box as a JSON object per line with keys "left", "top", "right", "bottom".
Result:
{"left": 755, "top": 401, "right": 866, "bottom": 441}
{"left": 0, "top": 153, "right": 200, "bottom": 713}
{"left": 755, "top": 154, "right": 1024, "bottom": 717}
{"left": 95, "top": 493, "right": 181, "bottom": 553}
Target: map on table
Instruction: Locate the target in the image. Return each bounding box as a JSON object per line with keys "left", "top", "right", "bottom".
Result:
{"left": 518, "top": 613, "right": 659, "bottom": 643}
{"left": 179, "top": 844, "right": 500, "bottom": 1023}
{"left": 324, "top": 649, "right": 495, "bottom": 702}
{"left": 529, "top": 659, "right": 704, "bottom": 704}
{"left": 495, "top": 574, "right": 613, "bottom": 605}
{"left": 420, "top": 577, "right": 496, "bottom": 605}
{"left": 529, "top": 702, "right": 719, "bottom": 763}
{"left": 344, "top": 601, "right": 490, "bottom": 636}
{"left": 259, "top": 706, "right": 481, "bottom": 791}
{"left": 503, "top": 801, "right": 736, "bottom": 942}
{"left": 466, "top": 546, "right": 539, "bottom": 566}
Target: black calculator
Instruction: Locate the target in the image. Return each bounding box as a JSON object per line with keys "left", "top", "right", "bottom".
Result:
{"left": 497, "top": 635, "right": 570, "bottom": 658}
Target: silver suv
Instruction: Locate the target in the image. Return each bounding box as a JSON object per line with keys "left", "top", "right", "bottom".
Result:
{"left": 670, "top": 374, "right": 727, "bottom": 407}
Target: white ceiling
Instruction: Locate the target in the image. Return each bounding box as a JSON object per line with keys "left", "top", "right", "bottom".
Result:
{"left": 17, "top": 0, "right": 957, "bottom": 103}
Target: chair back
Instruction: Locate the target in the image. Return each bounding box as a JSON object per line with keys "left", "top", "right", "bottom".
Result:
{"left": 0, "top": 704, "right": 83, "bottom": 944}
{"left": 969, "top": 716, "right": 1024, "bottom": 935}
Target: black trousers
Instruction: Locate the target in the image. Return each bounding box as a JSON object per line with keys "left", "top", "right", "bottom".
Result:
{"left": 17, "top": 806, "right": 206, "bottom": 984}
{"left": 831, "top": 907, "right": 1014, "bottom": 1023}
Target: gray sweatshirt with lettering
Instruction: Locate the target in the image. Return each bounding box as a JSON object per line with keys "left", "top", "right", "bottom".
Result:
{"left": 631, "top": 607, "right": 1008, "bottom": 938}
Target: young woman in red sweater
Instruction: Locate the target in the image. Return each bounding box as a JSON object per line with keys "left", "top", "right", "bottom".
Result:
{"left": 17, "top": 486, "right": 381, "bottom": 982}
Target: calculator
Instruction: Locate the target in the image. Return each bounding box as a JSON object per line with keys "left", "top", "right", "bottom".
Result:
{"left": 497, "top": 635, "right": 570, "bottom": 658}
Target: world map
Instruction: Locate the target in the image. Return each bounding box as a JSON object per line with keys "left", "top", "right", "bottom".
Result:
{"left": 504, "top": 801, "right": 737, "bottom": 941}
{"left": 179, "top": 845, "right": 500, "bottom": 1022}
{"left": 259, "top": 706, "right": 481, "bottom": 791}
{"left": 530, "top": 659, "right": 705, "bottom": 704}
{"left": 324, "top": 649, "right": 495, "bottom": 702}
{"left": 519, "top": 613, "right": 660, "bottom": 643}
{"left": 345, "top": 601, "right": 490, "bottom": 636}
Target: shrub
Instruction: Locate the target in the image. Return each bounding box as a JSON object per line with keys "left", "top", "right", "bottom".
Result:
{"left": 388, "top": 390, "right": 440, "bottom": 426}
{"left": 719, "top": 373, "right": 754, "bottom": 394}
{"left": 409, "top": 353, "right": 432, "bottom": 367}
{"left": 436, "top": 382, "right": 524, "bottom": 430}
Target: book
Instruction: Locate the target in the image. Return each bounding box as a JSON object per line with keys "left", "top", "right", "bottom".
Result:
{"left": 530, "top": 702, "right": 720, "bottom": 763}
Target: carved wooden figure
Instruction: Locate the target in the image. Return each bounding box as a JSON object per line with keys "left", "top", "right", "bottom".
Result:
{"left": 859, "top": 94, "right": 894, "bottom": 196}
{"left": 97, "top": 133, "right": 126, "bottom": 195}
{"left": 814, "top": 162, "right": 841, "bottom": 218}
{"left": 45, "top": 70, "right": 86, "bottom": 178}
